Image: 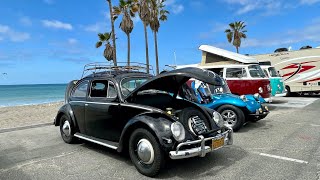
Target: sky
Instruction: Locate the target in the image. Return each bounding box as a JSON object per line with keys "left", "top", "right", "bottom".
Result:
{"left": 0, "top": 0, "right": 320, "bottom": 85}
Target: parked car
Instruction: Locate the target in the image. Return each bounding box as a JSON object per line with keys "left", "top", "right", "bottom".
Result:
{"left": 54, "top": 63, "right": 233, "bottom": 177}
{"left": 180, "top": 79, "right": 269, "bottom": 131}
{"left": 260, "top": 65, "right": 287, "bottom": 97}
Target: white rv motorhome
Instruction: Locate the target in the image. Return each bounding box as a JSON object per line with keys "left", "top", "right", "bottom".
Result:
{"left": 252, "top": 47, "right": 320, "bottom": 95}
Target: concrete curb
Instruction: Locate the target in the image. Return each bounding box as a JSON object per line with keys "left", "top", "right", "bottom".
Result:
{"left": 0, "top": 122, "right": 53, "bottom": 134}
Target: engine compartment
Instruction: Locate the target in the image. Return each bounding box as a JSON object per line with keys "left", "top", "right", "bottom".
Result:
{"left": 128, "top": 91, "right": 212, "bottom": 136}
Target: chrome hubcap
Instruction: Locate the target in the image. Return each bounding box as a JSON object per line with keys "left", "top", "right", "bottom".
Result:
{"left": 137, "top": 139, "right": 154, "bottom": 164}
{"left": 221, "top": 110, "right": 237, "bottom": 128}
{"left": 62, "top": 120, "right": 71, "bottom": 136}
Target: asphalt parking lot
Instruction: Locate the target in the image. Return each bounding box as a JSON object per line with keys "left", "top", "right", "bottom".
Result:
{"left": 1, "top": 96, "right": 320, "bottom": 180}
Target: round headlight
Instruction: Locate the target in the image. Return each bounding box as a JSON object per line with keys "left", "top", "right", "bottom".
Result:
{"left": 171, "top": 122, "right": 185, "bottom": 142}
{"left": 213, "top": 111, "right": 224, "bottom": 128}
{"left": 240, "top": 95, "right": 248, "bottom": 102}
{"left": 259, "top": 87, "right": 263, "bottom": 93}
{"left": 267, "top": 85, "right": 271, "bottom": 92}
{"left": 254, "top": 93, "right": 260, "bottom": 100}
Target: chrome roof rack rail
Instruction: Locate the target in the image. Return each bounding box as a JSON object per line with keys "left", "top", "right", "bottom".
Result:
{"left": 81, "top": 62, "right": 154, "bottom": 78}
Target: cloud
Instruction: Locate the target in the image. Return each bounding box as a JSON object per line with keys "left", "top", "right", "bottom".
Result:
{"left": 83, "top": 22, "right": 109, "bottom": 33}
{"left": 20, "top": 16, "right": 32, "bottom": 26}
{"left": 241, "top": 17, "right": 320, "bottom": 48}
{"left": 67, "top": 38, "right": 77, "bottom": 44}
{"left": 0, "top": 24, "right": 31, "bottom": 42}
{"left": 165, "top": 0, "right": 184, "bottom": 14}
{"left": 199, "top": 22, "right": 229, "bottom": 39}
{"left": 41, "top": 20, "right": 73, "bottom": 30}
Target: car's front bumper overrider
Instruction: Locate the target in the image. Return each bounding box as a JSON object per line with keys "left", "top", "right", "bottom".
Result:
{"left": 169, "top": 128, "right": 233, "bottom": 160}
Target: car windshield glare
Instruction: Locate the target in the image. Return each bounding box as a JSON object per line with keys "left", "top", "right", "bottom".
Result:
{"left": 268, "top": 67, "right": 281, "bottom": 77}
{"left": 121, "top": 77, "right": 148, "bottom": 96}
{"left": 249, "top": 65, "right": 266, "bottom": 78}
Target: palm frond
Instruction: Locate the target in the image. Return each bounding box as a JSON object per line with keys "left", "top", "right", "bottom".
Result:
{"left": 95, "top": 41, "right": 103, "bottom": 48}
{"left": 226, "top": 32, "right": 233, "bottom": 43}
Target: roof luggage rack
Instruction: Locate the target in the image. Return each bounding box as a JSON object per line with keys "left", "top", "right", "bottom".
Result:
{"left": 81, "top": 62, "right": 153, "bottom": 78}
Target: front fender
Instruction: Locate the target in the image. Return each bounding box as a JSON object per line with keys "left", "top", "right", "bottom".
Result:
{"left": 118, "top": 112, "right": 174, "bottom": 153}
{"left": 54, "top": 103, "right": 76, "bottom": 128}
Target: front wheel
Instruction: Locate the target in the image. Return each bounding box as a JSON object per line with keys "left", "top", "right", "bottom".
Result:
{"left": 217, "top": 105, "right": 245, "bottom": 132}
{"left": 129, "top": 128, "right": 165, "bottom": 177}
{"left": 59, "top": 115, "right": 76, "bottom": 144}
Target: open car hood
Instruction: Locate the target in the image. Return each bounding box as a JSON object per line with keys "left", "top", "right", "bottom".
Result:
{"left": 125, "top": 67, "right": 223, "bottom": 100}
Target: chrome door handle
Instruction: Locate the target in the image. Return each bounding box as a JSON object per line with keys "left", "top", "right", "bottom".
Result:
{"left": 85, "top": 104, "right": 88, "bottom": 106}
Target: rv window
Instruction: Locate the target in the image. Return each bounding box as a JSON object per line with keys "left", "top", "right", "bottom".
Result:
{"left": 226, "top": 68, "right": 247, "bottom": 78}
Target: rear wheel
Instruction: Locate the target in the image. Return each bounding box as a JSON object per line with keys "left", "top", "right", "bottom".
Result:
{"left": 59, "top": 115, "right": 76, "bottom": 144}
{"left": 129, "top": 128, "right": 165, "bottom": 177}
{"left": 217, "top": 105, "right": 245, "bottom": 132}
{"left": 285, "top": 86, "right": 291, "bottom": 97}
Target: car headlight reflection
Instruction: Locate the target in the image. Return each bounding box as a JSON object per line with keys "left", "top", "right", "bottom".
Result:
{"left": 171, "top": 122, "right": 185, "bottom": 142}
{"left": 213, "top": 111, "right": 224, "bottom": 128}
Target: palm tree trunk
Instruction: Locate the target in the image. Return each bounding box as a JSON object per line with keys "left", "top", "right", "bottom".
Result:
{"left": 154, "top": 32, "right": 159, "bottom": 75}
{"left": 107, "top": 0, "right": 117, "bottom": 66}
{"left": 127, "top": 33, "right": 130, "bottom": 66}
{"left": 144, "top": 23, "right": 149, "bottom": 74}
{"left": 236, "top": 46, "right": 239, "bottom": 53}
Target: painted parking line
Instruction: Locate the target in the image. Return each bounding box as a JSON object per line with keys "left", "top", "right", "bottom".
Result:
{"left": 254, "top": 152, "right": 308, "bottom": 164}
{"left": 268, "top": 97, "right": 318, "bottom": 108}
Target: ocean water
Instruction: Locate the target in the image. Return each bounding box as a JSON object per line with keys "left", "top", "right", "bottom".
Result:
{"left": 0, "top": 84, "right": 67, "bottom": 107}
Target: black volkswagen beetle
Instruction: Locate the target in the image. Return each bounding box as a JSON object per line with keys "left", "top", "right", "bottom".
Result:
{"left": 54, "top": 63, "right": 233, "bottom": 177}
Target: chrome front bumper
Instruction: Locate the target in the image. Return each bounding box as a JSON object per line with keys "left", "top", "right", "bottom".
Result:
{"left": 264, "top": 97, "right": 272, "bottom": 103}
{"left": 169, "top": 128, "right": 233, "bottom": 160}
{"left": 275, "top": 91, "right": 287, "bottom": 97}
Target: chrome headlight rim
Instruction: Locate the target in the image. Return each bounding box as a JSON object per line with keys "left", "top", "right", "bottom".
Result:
{"left": 213, "top": 111, "right": 224, "bottom": 128}
{"left": 170, "top": 122, "right": 185, "bottom": 142}
{"left": 253, "top": 93, "right": 260, "bottom": 100}
{"left": 258, "top": 87, "right": 263, "bottom": 94}
{"left": 239, "top": 95, "right": 248, "bottom": 102}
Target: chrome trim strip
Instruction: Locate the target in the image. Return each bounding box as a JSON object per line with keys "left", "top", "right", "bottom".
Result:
{"left": 74, "top": 133, "right": 118, "bottom": 150}
{"left": 69, "top": 101, "right": 162, "bottom": 113}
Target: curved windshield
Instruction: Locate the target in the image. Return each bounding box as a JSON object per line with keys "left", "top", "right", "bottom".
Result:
{"left": 121, "top": 77, "right": 148, "bottom": 96}
{"left": 208, "top": 79, "right": 231, "bottom": 94}
{"left": 268, "top": 67, "right": 281, "bottom": 77}
{"left": 249, "top": 65, "right": 266, "bottom": 78}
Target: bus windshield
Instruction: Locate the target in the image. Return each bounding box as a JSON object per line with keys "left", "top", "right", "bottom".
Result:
{"left": 268, "top": 67, "right": 281, "bottom": 77}
{"left": 249, "top": 65, "right": 267, "bottom": 78}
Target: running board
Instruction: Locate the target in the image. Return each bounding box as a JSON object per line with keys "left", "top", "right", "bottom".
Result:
{"left": 74, "top": 133, "right": 118, "bottom": 150}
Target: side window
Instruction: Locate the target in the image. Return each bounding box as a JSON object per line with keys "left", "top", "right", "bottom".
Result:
{"left": 226, "top": 68, "right": 246, "bottom": 78}
{"left": 208, "top": 68, "right": 223, "bottom": 77}
{"left": 72, "top": 81, "right": 88, "bottom": 98}
{"left": 107, "top": 82, "right": 117, "bottom": 98}
{"left": 90, "top": 80, "right": 108, "bottom": 97}
{"left": 263, "top": 69, "right": 269, "bottom": 77}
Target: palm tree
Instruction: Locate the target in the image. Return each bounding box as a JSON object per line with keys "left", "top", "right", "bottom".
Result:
{"left": 138, "top": 0, "right": 151, "bottom": 73}
{"left": 95, "top": 32, "right": 114, "bottom": 62}
{"left": 225, "top": 21, "right": 247, "bottom": 53}
{"left": 150, "top": 0, "right": 169, "bottom": 75}
{"left": 113, "top": 0, "right": 139, "bottom": 66}
{"left": 107, "top": 0, "right": 117, "bottom": 66}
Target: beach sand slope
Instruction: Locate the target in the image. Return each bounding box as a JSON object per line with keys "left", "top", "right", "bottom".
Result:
{"left": 0, "top": 102, "right": 63, "bottom": 129}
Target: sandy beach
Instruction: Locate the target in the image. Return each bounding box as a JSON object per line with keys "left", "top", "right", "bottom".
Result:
{"left": 0, "top": 102, "right": 64, "bottom": 129}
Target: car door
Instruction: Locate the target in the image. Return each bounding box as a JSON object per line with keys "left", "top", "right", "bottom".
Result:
{"left": 85, "top": 79, "right": 121, "bottom": 141}
{"left": 69, "top": 80, "right": 89, "bottom": 133}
